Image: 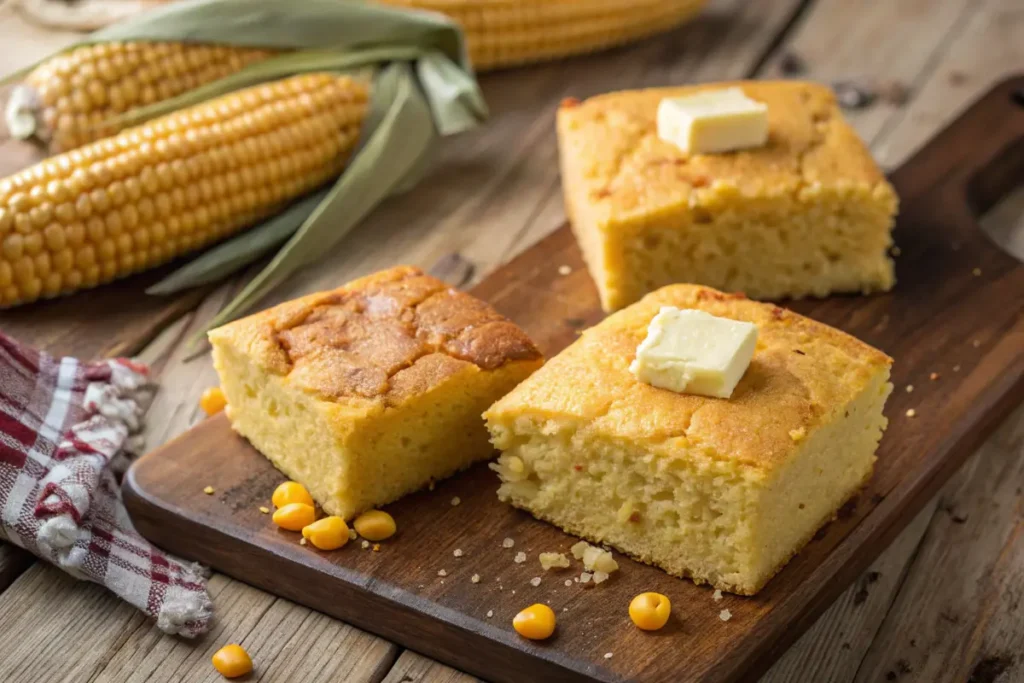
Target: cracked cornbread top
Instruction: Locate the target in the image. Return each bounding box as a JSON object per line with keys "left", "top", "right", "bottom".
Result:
{"left": 557, "top": 80, "right": 897, "bottom": 223}
{"left": 486, "top": 284, "right": 892, "bottom": 470}
{"left": 217, "top": 266, "right": 541, "bottom": 406}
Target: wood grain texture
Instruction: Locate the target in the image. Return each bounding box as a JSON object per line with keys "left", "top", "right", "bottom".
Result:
{"left": 122, "top": 79, "right": 1024, "bottom": 683}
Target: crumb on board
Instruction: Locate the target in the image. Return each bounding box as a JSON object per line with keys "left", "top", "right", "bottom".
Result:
{"left": 437, "top": 569, "right": 447, "bottom": 577}
{"left": 454, "top": 548, "right": 464, "bottom": 558}
{"left": 580, "top": 572, "right": 593, "bottom": 584}
{"left": 972, "top": 267, "right": 982, "bottom": 277}
{"left": 539, "top": 552, "right": 570, "bottom": 570}
{"left": 258, "top": 506, "right": 269, "bottom": 514}
{"left": 906, "top": 408, "right": 917, "bottom": 418}
{"left": 530, "top": 577, "right": 542, "bottom": 587}
{"left": 972, "top": 340, "right": 981, "bottom": 348}
{"left": 719, "top": 609, "right": 732, "bottom": 622}
{"left": 451, "top": 496, "right": 461, "bottom": 506}
{"left": 372, "top": 543, "right": 381, "bottom": 552}
{"left": 471, "top": 574, "right": 481, "bottom": 584}
{"left": 930, "top": 372, "right": 940, "bottom": 381}
{"left": 361, "top": 540, "right": 370, "bottom": 549}
{"left": 299, "top": 538, "right": 307, "bottom": 546}
{"left": 564, "top": 579, "right": 573, "bottom": 587}
{"left": 953, "top": 365, "right": 961, "bottom": 372}
{"left": 514, "top": 552, "right": 527, "bottom": 564}
{"left": 905, "top": 385, "right": 914, "bottom": 393}
{"left": 558, "top": 265, "right": 572, "bottom": 276}
{"left": 486, "top": 610, "right": 494, "bottom": 618}
{"left": 891, "top": 246, "right": 901, "bottom": 256}
{"left": 203, "top": 486, "right": 214, "bottom": 495}
{"left": 604, "top": 652, "right": 614, "bottom": 660}
{"left": 502, "top": 537, "right": 515, "bottom": 549}
{"left": 788, "top": 427, "right": 806, "bottom": 442}
{"left": 348, "top": 528, "right": 357, "bottom": 540}
{"left": 713, "top": 589, "right": 723, "bottom": 602}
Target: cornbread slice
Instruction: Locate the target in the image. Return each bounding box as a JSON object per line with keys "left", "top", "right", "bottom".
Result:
{"left": 557, "top": 81, "right": 899, "bottom": 311}
{"left": 210, "top": 266, "right": 543, "bottom": 519}
{"left": 485, "top": 284, "right": 892, "bottom": 595}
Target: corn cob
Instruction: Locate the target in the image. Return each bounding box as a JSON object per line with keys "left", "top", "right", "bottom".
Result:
{"left": 7, "top": 42, "right": 282, "bottom": 152}
{"left": 0, "top": 72, "right": 367, "bottom": 307}
{"left": 378, "top": 0, "right": 708, "bottom": 70}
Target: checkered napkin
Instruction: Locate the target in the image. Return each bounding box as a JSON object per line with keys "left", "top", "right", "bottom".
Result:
{"left": 0, "top": 332, "right": 212, "bottom": 637}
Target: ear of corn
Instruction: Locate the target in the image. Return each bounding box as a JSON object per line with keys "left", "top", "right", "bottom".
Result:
{"left": 377, "top": 0, "right": 708, "bottom": 70}
{"left": 11, "top": 42, "right": 282, "bottom": 152}
{"left": 0, "top": 72, "right": 367, "bottom": 307}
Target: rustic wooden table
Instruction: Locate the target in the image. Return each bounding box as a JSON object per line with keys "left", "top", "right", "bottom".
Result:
{"left": 0, "top": 1, "right": 1021, "bottom": 681}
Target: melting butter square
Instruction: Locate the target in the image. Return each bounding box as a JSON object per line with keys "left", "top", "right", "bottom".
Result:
{"left": 656, "top": 86, "right": 768, "bottom": 154}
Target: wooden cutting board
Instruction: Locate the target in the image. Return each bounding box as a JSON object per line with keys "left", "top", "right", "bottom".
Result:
{"left": 123, "top": 77, "right": 1024, "bottom": 683}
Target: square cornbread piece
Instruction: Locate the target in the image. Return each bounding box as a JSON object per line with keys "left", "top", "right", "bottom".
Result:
{"left": 485, "top": 284, "right": 892, "bottom": 595}
{"left": 557, "top": 81, "right": 899, "bottom": 311}
{"left": 210, "top": 266, "right": 543, "bottom": 519}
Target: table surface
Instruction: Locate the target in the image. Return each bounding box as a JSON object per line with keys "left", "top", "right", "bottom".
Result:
{"left": 0, "top": 1, "right": 1021, "bottom": 681}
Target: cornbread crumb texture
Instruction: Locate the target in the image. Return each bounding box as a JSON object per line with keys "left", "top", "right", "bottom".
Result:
{"left": 210, "top": 266, "right": 543, "bottom": 519}
{"left": 486, "top": 284, "right": 892, "bottom": 594}
{"left": 557, "top": 81, "right": 899, "bottom": 311}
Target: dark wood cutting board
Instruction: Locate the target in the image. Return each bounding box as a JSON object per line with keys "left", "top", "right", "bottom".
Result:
{"left": 123, "top": 77, "right": 1024, "bottom": 683}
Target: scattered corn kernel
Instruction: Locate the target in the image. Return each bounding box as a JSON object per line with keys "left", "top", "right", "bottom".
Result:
{"left": 272, "top": 502, "right": 315, "bottom": 531}
{"left": 629, "top": 592, "right": 672, "bottom": 631}
{"left": 352, "top": 509, "right": 397, "bottom": 541}
{"left": 200, "top": 387, "right": 227, "bottom": 415}
{"left": 301, "top": 516, "right": 349, "bottom": 550}
{"left": 203, "top": 486, "right": 215, "bottom": 495}
{"left": 211, "top": 644, "right": 252, "bottom": 679}
{"left": 513, "top": 603, "right": 556, "bottom": 640}
{"left": 272, "top": 481, "right": 314, "bottom": 509}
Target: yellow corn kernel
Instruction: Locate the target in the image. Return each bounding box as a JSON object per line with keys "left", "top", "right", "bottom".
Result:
{"left": 200, "top": 386, "right": 227, "bottom": 415}
{"left": 628, "top": 592, "right": 671, "bottom": 631}
{"left": 0, "top": 72, "right": 368, "bottom": 307}
{"left": 376, "top": 0, "right": 706, "bottom": 71}
{"left": 272, "top": 503, "right": 315, "bottom": 532}
{"left": 512, "top": 603, "right": 556, "bottom": 640}
{"left": 272, "top": 481, "right": 314, "bottom": 509}
{"left": 211, "top": 644, "right": 252, "bottom": 679}
{"left": 352, "top": 510, "right": 397, "bottom": 542}
{"left": 301, "top": 516, "right": 349, "bottom": 550}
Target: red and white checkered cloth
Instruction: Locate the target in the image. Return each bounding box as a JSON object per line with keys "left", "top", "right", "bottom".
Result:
{"left": 0, "top": 332, "right": 212, "bottom": 637}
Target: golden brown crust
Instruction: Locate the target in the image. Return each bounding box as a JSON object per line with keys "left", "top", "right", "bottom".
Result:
{"left": 486, "top": 284, "right": 892, "bottom": 470}
{"left": 211, "top": 266, "right": 542, "bottom": 404}
{"left": 556, "top": 80, "right": 897, "bottom": 227}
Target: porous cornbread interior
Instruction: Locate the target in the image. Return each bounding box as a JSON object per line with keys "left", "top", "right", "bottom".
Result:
{"left": 210, "top": 266, "right": 543, "bottom": 519}
{"left": 485, "top": 284, "right": 892, "bottom": 594}
{"left": 557, "top": 81, "right": 899, "bottom": 311}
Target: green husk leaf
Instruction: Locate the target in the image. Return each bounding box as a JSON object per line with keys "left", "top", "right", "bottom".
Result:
{"left": 186, "top": 61, "right": 435, "bottom": 340}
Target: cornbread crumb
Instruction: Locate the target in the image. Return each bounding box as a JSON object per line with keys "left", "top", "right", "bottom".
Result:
{"left": 451, "top": 497, "right": 461, "bottom": 506}
{"left": 564, "top": 579, "right": 573, "bottom": 587}
{"left": 471, "top": 574, "right": 481, "bottom": 584}
{"left": 258, "top": 506, "right": 270, "bottom": 514}
{"left": 580, "top": 572, "right": 593, "bottom": 584}
{"left": 487, "top": 610, "right": 494, "bottom": 618}
{"left": 604, "top": 652, "right": 613, "bottom": 659}
{"left": 719, "top": 609, "right": 732, "bottom": 621}
{"left": 930, "top": 372, "right": 940, "bottom": 381}
{"left": 581, "top": 545, "right": 618, "bottom": 573}
{"left": 570, "top": 541, "right": 589, "bottom": 559}
{"left": 788, "top": 427, "right": 806, "bottom": 442}
{"left": 593, "top": 571, "right": 610, "bottom": 584}
{"left": 514, "top": 552, "right": 527, "bottom": 564}
{"left": 454, "top": 549, "right": 464, "bottom": 558}
{"left": 972, "top": 340, "right": 981, "bottom": 348}
{"left": 530, "top": 577, "right": 542, "bottom": 587}
{"left": 539, "top": 552, "right": 571, "bottom": 570}
{"left": 953, "top": 365, "right": 961, "bottom": 372}
{"left": 299, "top": 538, "right": 307, "bottom": 546}
{"left": 558, "top": 265, "right": 572, "bottom": 276}
{"left": 348, "top": 528, "right": 358, "bottom": 540}
{"left": 438, "top": 569, "right": 448, "bottom": 577}
{"left": 973, "top": 268, "right": 982, "bottom": 276}
{"left": 203, "top": 486, "right": 214, "bottom": 495}
{"left": 906, "top": 409, "right": 916, "bottom": 418}
{"left": 372, "top": 543, "right": 381, "bottom": 552}
{"left": 361, "top": 540, "right": 370, "bottom": 549}
{"left": 905, "top": 385, "right": 914, "bottom": 393}
{"left": 713, "top": 589, "right": 723, "bottom": 602}
{"left": 502, "top": 538, "right": 515, "bottom": 549}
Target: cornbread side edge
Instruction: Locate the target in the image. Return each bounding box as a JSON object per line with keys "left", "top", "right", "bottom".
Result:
{"left": 210, "top": 266, "right": 544, "bottom": 519}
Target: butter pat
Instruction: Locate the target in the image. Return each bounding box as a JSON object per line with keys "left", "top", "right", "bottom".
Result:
{"left": 657, "top": 87, "right": 769, "bottom": 155}
{"left": 629, "top": 307, "right": 758, "bottom": 398}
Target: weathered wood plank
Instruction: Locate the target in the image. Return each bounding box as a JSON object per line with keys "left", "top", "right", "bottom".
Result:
{"left": 853, "top": 403, "right": 1024, "bottom": 683}
{"left": 380, "top": 652, "right": 480, "bottom": 683}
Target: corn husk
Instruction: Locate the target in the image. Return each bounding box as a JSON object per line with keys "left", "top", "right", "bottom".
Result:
{"left": 3, "top": 0, "right": 486, "bottom": 335}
